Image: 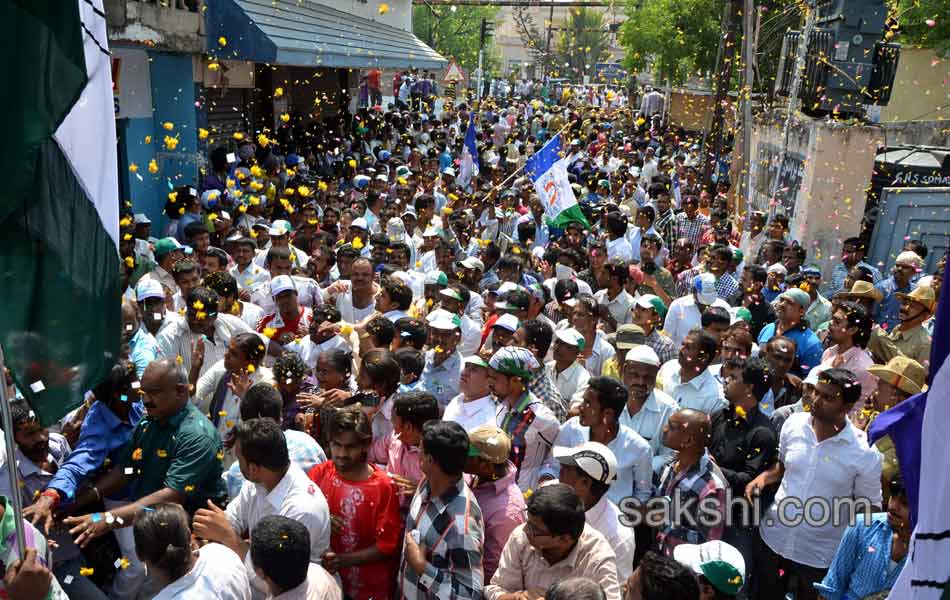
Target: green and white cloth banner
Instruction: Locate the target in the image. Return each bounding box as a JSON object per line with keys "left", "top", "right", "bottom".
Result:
{"left": 0, "top": 0, "right": 120, "bottom": 425}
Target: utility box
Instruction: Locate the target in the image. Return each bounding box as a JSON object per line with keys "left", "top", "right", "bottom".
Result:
{"left": 775, "top": 0, "right": 900, "bottom": 118}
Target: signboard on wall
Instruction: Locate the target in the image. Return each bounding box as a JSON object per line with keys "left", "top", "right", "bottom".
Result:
{"left": 112, "top": 47, "right": 153, "bottom": 119}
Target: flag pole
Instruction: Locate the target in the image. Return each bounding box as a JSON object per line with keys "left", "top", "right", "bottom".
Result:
{"left": 467, "top": 118, "right": 576, "bottom": 203}
{"left": 0, "top": 348, "right": 28, "bottom": 554}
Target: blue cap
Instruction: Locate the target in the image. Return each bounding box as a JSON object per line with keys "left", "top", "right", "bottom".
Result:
{"left": 286, "top": 153, "right": 302, "bottom": 166}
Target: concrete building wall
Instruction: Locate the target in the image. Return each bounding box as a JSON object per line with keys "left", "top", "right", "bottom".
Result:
{"left": 315, "top": 0, "right": 413, "bottom": 32}
{"left": 748, "top": 113, "right": 884, "bottom": 279}
{"left": 878, "top": 48, "right": 948, "bottom": 123}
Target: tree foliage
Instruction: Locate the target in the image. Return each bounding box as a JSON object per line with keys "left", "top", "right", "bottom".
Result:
{"left": 412, "top": 5, "right": 501, "bottom": 75}
{"left": 620, "top": 0, "right": 723, "bottom": 85}
{"left": 554, "top": 8, "right": 612, "bottom": 80}
{"left": 889, "top": 0, "right": 949, "bottom": 53}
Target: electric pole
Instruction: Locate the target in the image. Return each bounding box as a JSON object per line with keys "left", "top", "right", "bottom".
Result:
{"left": 701, "top": 0, "right": 741, "bottom": 191}
{"left": 478, "top": 18, "right": 494, "bottom": 100}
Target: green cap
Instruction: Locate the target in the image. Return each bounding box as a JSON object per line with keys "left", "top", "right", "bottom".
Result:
{"left": 154, "top": 237, "right": 183, "bottom": 258}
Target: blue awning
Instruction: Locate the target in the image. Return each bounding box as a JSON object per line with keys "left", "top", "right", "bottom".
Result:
{"left": 207, "top": 0, "right": 447, "bottom": 70}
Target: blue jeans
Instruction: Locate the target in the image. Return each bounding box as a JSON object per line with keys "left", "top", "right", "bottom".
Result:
{"left": 55, "top": 556, "right": 110, "bottom": 600}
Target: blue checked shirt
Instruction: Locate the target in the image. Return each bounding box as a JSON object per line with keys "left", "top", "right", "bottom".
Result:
{"left": 874, "top": 276, "right": 911, "bottom": 330}
{"left": 823, "top": 261, "right": 882, "bottom": 297}
{"left": 814, "top": 513, "right": 906, "bottom": 600}
{"left": 399, "top": 478, "right": 484, "bottom": 600}
{"left": 674, "top": 212, "right": 710, "bottom": 247}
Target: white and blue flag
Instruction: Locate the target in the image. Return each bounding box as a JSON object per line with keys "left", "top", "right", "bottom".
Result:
{"left": 458, "top": 113, "right": 479, "bottom": 189}
{"left": 524, "top": 133, "right": 590, "bottom": 229}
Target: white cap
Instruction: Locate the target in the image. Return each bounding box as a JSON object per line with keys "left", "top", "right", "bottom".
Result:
{"left": 496, "top": 282, "right": 521, "bottom": 295}
{"left": 442, "top": 166, "right": 457, "bottom": 177}
{"left": 133, "top": 213, "right": 151, "bottom": 225}
{"left": 803, "top": 363, "right": 831, "bottom": 386}
{"left": 459, "top": 256, "right": 485, "bottom": 271}
{"left": 554, "top": 327, "right": 585, "bottom": 349}
{"left": 424, "top": 270, "right": 449, "bottom": 286}
{"left": 375, "top": 174, "right": 389, "bottom": 183}
{"left": 553, "top": 442, "right": 618, "bottom": 484}
{"left": 428, "top": 309, "right": 461, "bottom": 331}
{"left": 493, "top": 313, "right": 520, "bottom": 332}
{"left": 268, "top": 219, "right": 292, "bottom": 236}
{"left": 693, "top": 272, "right": 718, "bottom": 305}
{"left": 767, "top": 262, "right": 788, "bottom": 276}
{"left": 895, "top": 250, "right": 924, "bottom": 268}
{"left": 673, "top": 541, "right": 746, "bottom": 596}
{"left": 625, "top": 345, "right": 660, "bottom": 367}
{"left": 351, "top": 217, "right": 369, "bottom": 231}
{"left": 135, "top": 278, "right": 165, "bottom": 302}
{"left": 270, "top": 274, "right": 297, "bottom": 297}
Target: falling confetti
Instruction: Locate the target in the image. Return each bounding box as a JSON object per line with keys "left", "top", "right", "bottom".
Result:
{"left": 378, "top": 3, "right": 389, "bottom": 14}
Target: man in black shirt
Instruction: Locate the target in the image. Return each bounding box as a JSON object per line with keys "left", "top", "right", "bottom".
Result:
{"left": 710, "top": 356, "right": 778, "bottom": 597}
{"left": 736, "top": 264, "right": 775, "bottom": 338}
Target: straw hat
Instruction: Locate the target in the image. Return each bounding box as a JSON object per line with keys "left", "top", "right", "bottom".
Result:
{"left": 867, "top": 356, "right": 927, "bottom": 395}
{"left": 834, "top": 280, "right": 884, "bottom": 303}
{"left": 896, "top": 285, "right": 936, "bottom": 313}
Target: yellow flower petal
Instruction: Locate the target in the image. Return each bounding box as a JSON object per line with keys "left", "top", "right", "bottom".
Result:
{"left": 217, "top": 36, "right": 227, "bottom": 46}
{"left": 128, "top": 163, "right": 139, "bottom": 173}
{"left": 148, "top": 159, "right": 159, "bottom": 174}
{"left": 163, "top": 122, "right": 174, "bottom": 131}
{"left": 198, "top": 128, "right": 209, "bottom": 140}
{"left": 274, "top": 87, "right": 284, "bottom": 97}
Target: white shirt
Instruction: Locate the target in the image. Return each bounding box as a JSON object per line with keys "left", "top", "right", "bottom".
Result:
{"left": 230, "top": 262, "right": 270, "bottom": 292}
{"left": 156, "top": 313, "right": 255, "bottom": 379}
{"left": 605, "top": 237, "right": 635, "bottom": 262}
{"left": 236, "top": 301, "right": 265, "bottom": 329}
{"left": 335, "top": 292, "right": 376, "bottom": 324}
{"left": 227, "top": 465, "right": 332, "bottom": 595}
{"left": 594, "top": 288, "right": 635, "bottom": 327}
{"left": 760, "top": 412, "right": 882, "bottom": 569}
{"left": 383, "top": 309, "right": 410, "bottom": 322}
{"left": 152, "top": 543, "right": 250, "bottom": 600}
{"left": 443, "top": 394, "right": 497, "bottom": 433}
{"left": 545, "top": 361, "right": 591, "bottom": 410}
{"left": 496, "top": 395, "right": 560, "bottom": 492}
{"left": 657, "top": 360, "right": 727, "bottom": 415}
{"left": 619, "top": 388, "right": 678, "bottom": 473}
{"left": 663, "top": 294, "right": 732, "bottom": 350}
{"left": 285, "top": 335, "right": 351, "bottom": 372}
{"left": 586, "top": 495, "right": 637, "bottom": 582}
{"left": 194, "top": 359, "right": 274, "bottom": 455}
{"left": 459, "top": 313, "right": 482, "bottom": 357}
{"left": 548, "top": 418, "right": 653, "bottom": 505}
{"left": 273, "top": 563, "right": 342, "bottom": 600}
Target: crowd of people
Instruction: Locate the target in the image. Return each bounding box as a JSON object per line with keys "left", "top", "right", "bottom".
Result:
{"left": 0, "top": 85, "right": 941, "bottom": 600}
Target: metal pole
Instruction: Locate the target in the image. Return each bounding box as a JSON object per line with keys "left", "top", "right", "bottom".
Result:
{"left": 0, "top": 348, "right": 27, "bottom": 554}
{"left": 768, "top": 0, "right": 815, "bottom": 217}
{"left": 738, "top": 0, "right": 756, "bottom": 218}
{"left": 477, "top": 48, "right": 484, "bottom": 101}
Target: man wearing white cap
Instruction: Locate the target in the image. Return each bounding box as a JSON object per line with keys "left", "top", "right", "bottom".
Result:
{"left": 874, "top": 250, "right": 923, "bottom": 330}
{"left": 663, "top": 273, "right": 731, "bottom": 351}
{"left": 545, "top": 327, "right": 591, "bottom": 410}
{"left": 420, "top": 309, "right": 464, "bottom": 408}
{"left": 438, "top": 284, "right": 482, "bottom": 356}
{"left": 135, "top": 277, "right": 180, "bottom": 338}
{"left": 544, "top": 377, "right": 652, "bottom": 507}
{"left": 121, "top": 299, "right": 159, "bottom": 379}
{"left": 620, "top": 345, "right": 677, "bottom": 472}
{"left": 443, "top": 356, "right": 498, "bottom": 433}
{"left": 256, "top": 275, "right": 313, "bottom": 353}
{"left": 555, "top": 442, "right": 637, "bottom": 581}
{"left": 491, "top": 313, "right": 520, "bottom": 352}
{"left": 252, "top": 219, "right": 310, "bottom": 269}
